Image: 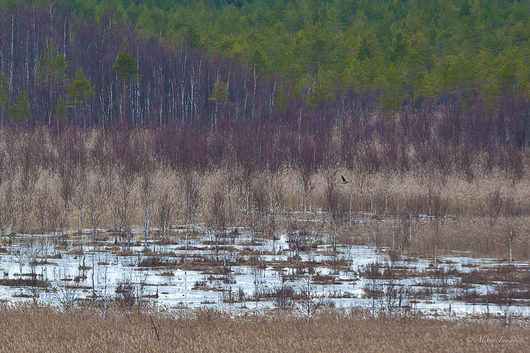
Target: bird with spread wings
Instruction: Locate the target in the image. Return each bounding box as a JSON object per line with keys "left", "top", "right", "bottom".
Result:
{"left": 341, "top": 175, "right": 352, "bottom": 184}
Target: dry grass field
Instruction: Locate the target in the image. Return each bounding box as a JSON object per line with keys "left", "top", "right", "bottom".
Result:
{"left": 0, "top": 305, "right": 527, "bottom": 353}
{"left": 0, "top": 127, "right": 528, "bottom": 262}
{"left": 1, "top": 161, "right": 528, "bottom": 260}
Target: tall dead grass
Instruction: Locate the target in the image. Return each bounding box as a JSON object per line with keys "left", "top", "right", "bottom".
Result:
{"left": 0, "top": 305, "right": 527, "bottom": 353}
{"left": 1, "top": 166, "right": 528, "bottom": 231}
{"left": 0, "top": 127, "right": 528, "bottom": 259}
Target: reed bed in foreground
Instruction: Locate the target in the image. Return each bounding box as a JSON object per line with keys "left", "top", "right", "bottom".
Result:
{"left": 0, "top": 305, "right": 527, "bottom": 352}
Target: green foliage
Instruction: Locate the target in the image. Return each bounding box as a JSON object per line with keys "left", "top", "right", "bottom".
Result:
{"left": 389, "top": 32, "right": 407, "bottom": 63}
{"left": 210, "top": 75, "right": 231, "bottom": 107}
{"left": 54, "top": 97, "right": 67, "bottom": 121}
{"left": 9, "top": 91, "right": 32, "bottom": 122}
{"left": 309, "top": 66, "right": 334, "bottom": 108}
{"left": 357, "top": 37, "right": 372, "bottom": 61}
{"left": 112, "top": 37, "right": 138, "bottom": 82}
{"left": 37, "top": 41, "right": 68, "bottom": 121}
{"left": 36, "top": 42, "right": 68, "bottom": 90}
{"left": 33, "top": 0, "right": 530, "bottom": 106}
{"left": 459, "top": 1, "right": 471, "bottom": 17}
{"left": 66, "top": 68, "right": 95, "bottom": 107}
{"left": 0, "top": 72, "right": 8, "bottom": 113}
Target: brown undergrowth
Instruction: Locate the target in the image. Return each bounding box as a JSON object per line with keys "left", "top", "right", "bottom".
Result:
{"left": 0, "top": 305, "right": 527, "bottom": 353}
{"left": 0, "top": 127, "right": 528, "bottom": 260}
{"left": 337, "top": 215, "right": 530, "bottom": 260}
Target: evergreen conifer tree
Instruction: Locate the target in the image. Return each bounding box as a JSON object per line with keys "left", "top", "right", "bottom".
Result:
{"left": 113, "top": 37, "right": 138, "bottom": 123}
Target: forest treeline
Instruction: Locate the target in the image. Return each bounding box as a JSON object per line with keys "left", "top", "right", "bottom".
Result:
{"left": 5, "top": 0, "right": 527, "bottom": 108}
{"left": 0, "top": 2, "right": 527, "bottom": 176}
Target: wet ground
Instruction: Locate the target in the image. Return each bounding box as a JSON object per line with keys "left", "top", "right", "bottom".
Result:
{"left": 0, "top": 224, "right": 528, "bottom": 318}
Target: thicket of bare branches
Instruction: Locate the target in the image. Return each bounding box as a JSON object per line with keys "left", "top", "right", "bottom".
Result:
{"left": 0, "top": 126, "right": 528, "bottom": 259}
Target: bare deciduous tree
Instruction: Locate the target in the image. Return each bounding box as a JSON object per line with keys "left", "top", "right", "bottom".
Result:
{"left": 502, "top": 196, "right": 520, "bottom": 263}
{"left": 86, "top": 171, "right": 105, "bottom": 241}
{"left": 141, "top": 171, "right": 153, "bottom": 249}
{"left": 71, "top": 166, "right": 87, "bottom": 235}
{"left": 182, "top": 170, "right": 201, "bottom": 254}
{"left": 220, "top": 155, "right": 239, "bottom": 224}
{"left": 429, "top": 188, "right": 447, "bottom": 266}
{"left": 155, "top": 173, "right": 176, "bottom": 240}
{"left": 486, "top": 187, "right": 502, "bottom": 227}
{"left": 207, "top": 185, "right": 227, "bottom": 240}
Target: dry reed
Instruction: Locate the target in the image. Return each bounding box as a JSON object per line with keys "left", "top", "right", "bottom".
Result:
{"left": 0, "top": 127, "right": 528, "bottom": 260}
{"left": 0, "top": 305, "right": 527, "bottom": 353}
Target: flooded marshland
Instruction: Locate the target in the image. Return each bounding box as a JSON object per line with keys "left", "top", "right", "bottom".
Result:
{"left": 0, "top": 218, "right": 528, "bottom": 319}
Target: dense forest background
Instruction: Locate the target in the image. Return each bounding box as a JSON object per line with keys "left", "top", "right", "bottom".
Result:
{"left": 37, "top": 0, "right": 530, "bottom": 107}
{"left": 0, "top": 0, "right": 527, "bottom": 175}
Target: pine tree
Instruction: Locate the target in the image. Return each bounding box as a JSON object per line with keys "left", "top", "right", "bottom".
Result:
{"left": 9, "top": 91, "right": 32, "bottom": 122}
{"left": 389, "top": 32, "right": 407, "bottom": 63}
{"left": 53, "top": 97, "right": 67, "bottom": 130}
{"left": 67, "top": 68, "right": 94, "bottom": 127}
{"left": 113, "top": 37, "right": 138, "bottom": 123}
{"left": 37, "top": 41, "right": 68, "bottom": 125}
{"left": 209, "top": 75, "right": 231, "bottom": 126}
{"left": 209, "top": 75, "right": 229, "bottom": 106}
{"left": 358, "top": 37, "right": 372, "bottom": 61}
{"left": 67, "top": 68, "right": 94, "bottom": 106}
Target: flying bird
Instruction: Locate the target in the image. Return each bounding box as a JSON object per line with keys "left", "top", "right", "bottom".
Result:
{"left": 341, "top": 175, "right": 352, "bottom": 184}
